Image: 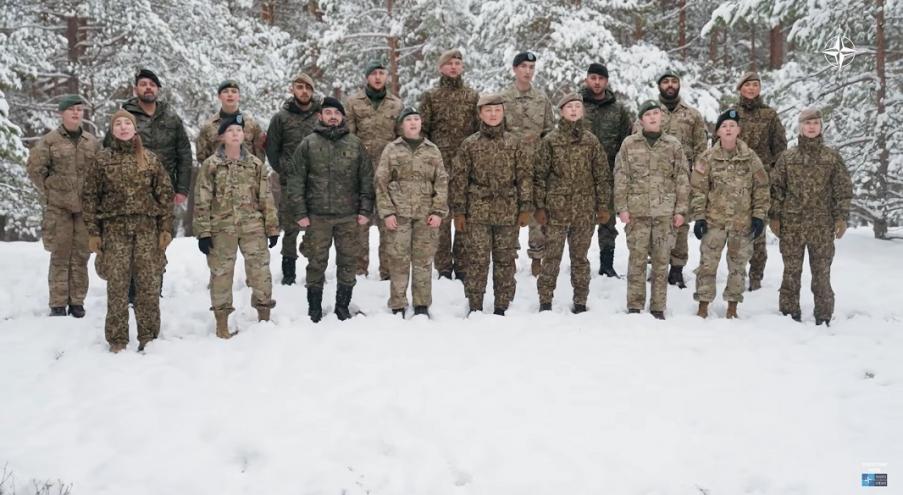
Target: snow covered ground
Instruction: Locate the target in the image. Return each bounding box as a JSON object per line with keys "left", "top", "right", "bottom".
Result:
{"left": 0, "top": 227, "right": 900, "bottom": 494}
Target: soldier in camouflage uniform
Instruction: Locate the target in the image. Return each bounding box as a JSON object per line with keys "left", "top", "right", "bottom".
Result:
{"left": 346, "top": 61, "right": 403, "bottom": 279}
{"left": 734, "top": 71, "right": 788, "bottom": 290}
{"left": 375, "top": 108, "right": 448, "bottom": 318}
{"left": 287, "top": 97, "right": 374, "bottom": 323}
{"left": 770, "top": 108, "right": 853, "bottom": 325}
{"left": 501, "top": 51, "right": 555, "bottom": 277}
{"left": 450, "top": 94, "right": 533, "bottom": 316}
{"left": 84, "top": 110, "right": 174, "bottom": 353}
{"left": 419, "top": 49, "right": 480, "bottom": 280}
{"left": 534, "top": 94, "right": 611, "bottom": 313}
{"left": 690, "top": 109, "right": 770, "bottom": 319}
{"left": 266, "top": 72, "right": 322, "bottom": 285}
{"left": 614, "top": 100, "right": 688, "bottom": 320}
{"left": 27, "top": 95, "right": 99, "bottom": 318}
{"left": 581, "top": 63, "right": 634, "bottom": 277}
{"left": 634, "top": 70, "right": 708, "bottom": 288}
{"left": 194, "top": 114, "right": 279, "bottom": 338}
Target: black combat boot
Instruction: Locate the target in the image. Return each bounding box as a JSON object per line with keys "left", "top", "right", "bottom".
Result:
{"left": 816, "top": 318, "right": 831, "bottom": 327}
{"left": 335, "top": 284, "right": 354, "bottom": 321}
{"left": 782, "top": 310, "right": 802, "bottom": 322}
{"left": 572, "top": 304, "right": 587, "bottom": 314}
{"left": 68, "top": 305, "right": 86, "bottom": 318}
{"left": 281, "top": 256, "right": 297, "bottom": 286}
{"left": 307, "top": 287, "right": 323, "bottom": 323}
{"left": 667, "top": 265, "right": 686, "bottom": 289}
{"left": 651, "top": 311, "right": 666, "bottom": 320}
{"left": 627, "top": 308, "right": 641, "bottom": 314}
{"left": 493, "top": 307, "right": 506, "bottom": 316}
{"left": 539, "top": 303, "right": 552, "bottom": 312}
{"left": 392, "top": 308, "right": 406, "bottom": 318}
{"left": 413, "top": 306, "right": 430, "bottom": 318}
{"left": 598, "top": 247, "right": 619, "bottom": 277}
{"left": 49, "top": 306, "right": 67, "bottom": 317}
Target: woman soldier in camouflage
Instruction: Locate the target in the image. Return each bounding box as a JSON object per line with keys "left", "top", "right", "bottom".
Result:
{"left": 83, "top": 110, "right": 174, "bottom": 353}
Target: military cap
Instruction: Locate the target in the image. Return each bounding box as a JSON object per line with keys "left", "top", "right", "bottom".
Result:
{"left": 218, "top": 113, "right": 245, "bottom": 135}
{"left": 217, "top": 79, "right": 240, "bottom": 94}
{"left": 716, "top": 108, "right": 740, "bottom": 130}
{"left": 637, "top": 99, "right": 662, "bottom": 118}
{"left": 557, "top": 93, "right": 583, "bottom": 109}
{"left": 438, "top": 49, "right": 464, "bottom": 67}
{"left": 587, "top": 63, "right": 609, "bottom": 78}
{"left": 397, "top": 107, "right": 420, "bottom": 124}
{"left": 292, "top": 72, "right": 315, "bottom": 90}
{"left": 365, "top": 61, "right": 386, "bottom": 77}
{"left": 736, "top": 71, "right": 761, "bottom": 91}
{"left": 513, "top": 51, "right": 537, "bottom": 67}
{"left": 321, "top": 96, "right": 346, "bottom": 116}
{"left": 57, "top": 94, "right": 85, "bottom": 112}
{"left": 135, "top": 68, "right": 161, "bottom": 88}
{"left": 798, "top": 107, "right": 823, "bottom": 123}
{"left": 477, "top": 93, "right": 505, "bottom": 108}
{"left": 657, "top": 69, "right": 680, "bottom": 85}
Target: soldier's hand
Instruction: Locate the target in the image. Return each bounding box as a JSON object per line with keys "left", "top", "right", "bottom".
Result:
{"left": 268, "top": 235, "right": 279, "bottom": 248}
{"left": 751, "top": 217, "right": 765, "bottom": 238}
{"left": 673, "top": 214, "right": 685, "bottom": 228}
{"left": 517, "top": 211, "right": 531, "bottom": 227}
{"left": 357, "top": 215, "right": 370, "bottom": 226}
{"left": 385, "top": 215, "right": 398, "bottom": 231}
{"left": 198, "top": 237, "right": 213, "bottom": 256}
{"left": 534, "top": 208, "right": 548, "bottom": 226}
{"left": 426, "top": 215, "right": 442, "bottom": 228}
{"left": 618, "top": 211, "right": 630, "bottom": 224}
{"left": 769, "top": 218, "right": 781, "bottom": 237}
{"left": 693, "top": 219, "right": 707, "bottom": 240}
{"left": 597, "top": 209, "right": 611, "bottom": 225}
{"left": 297, "top": 217, "right": 311, "bottom": 228}
{"left": 158, "top": 231, "right": 172, "bottom": 251}
{"left": 88, "top": 236, "right": 103, "bottom": 254}
{"left": 174, "top": 193, "right": 188, "bottom": 206}
{"left": 835, "top": 219, "right": 847, "bottom": 239}
{"left": 454, "top": 214, "right": 466, "bottom": 232}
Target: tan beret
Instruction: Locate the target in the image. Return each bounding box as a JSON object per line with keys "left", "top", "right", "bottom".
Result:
{"left": 292, "top": 72, "right": 315, "bottom": 90}
{"left": 111, "top": 108, "right": 137, "bottom": 127}
{"left": 438, "top": 49, "right": 463, "bottom": 67}
{"left": 557, "top": 92, "right": 583, "bottom": 109}
{"left": 798, "top": 107, "right": 822, "bottom": 123}
{"left": 736, "top": 71, "right": 761, "bottom": 91}
{"left": 477, "top": 93, "right": 505, "bottom": 108}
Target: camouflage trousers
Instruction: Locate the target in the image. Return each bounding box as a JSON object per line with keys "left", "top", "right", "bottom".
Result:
{"left": 101, "top": 216, "right": 163, "bottom": 346}
{"left": 464, "top": 223, "right": 518, "bottom": 311}
{"left": 749, "top": 231, "right": 768, "bottom": 282}
{"left": 275, "top": 175, "right": 305, "bottom": 259}
{"left": 538, "top": 221, "right": 594, "bottom": 305}
{"left": 671, "top": 223, "right": 690, "bottom": 267}
{"left": 779, "top": 222, "right": 835, "bottom": 320}
{"left": 41, "top": 206, "right": 90, "bottom": 308}
{"left": 304, "top": 215, "right": 359, "bottom": 289}
{"left": 207, "top": 228, "right": 275, "bottom": 314}
{"left": 625, "top": 216, "right": 675, "bottom": 312}
{"left": 356, "top": 215, "right": 389, "bottom": 278}
{"left": 385, "top": 217, "right": 439, "bottom": 309}
{"left": 435, "top": 215, "right": 466, "bottom": 276}
{"left": 527, "top": 217, "right": 545, "bottom": 260}
{"left": 183, "top": 166, "right": 200, "bottom": 237}
{"left": 693, "top": 227, "right": 754, "bottom": 303}
{"left": 596, "top": 198, "right": 618, "bottom": 250}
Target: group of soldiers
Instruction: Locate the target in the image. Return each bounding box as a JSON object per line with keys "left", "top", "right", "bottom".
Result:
{"left": 26, "top": 49, "right": 854, "bottom": 353}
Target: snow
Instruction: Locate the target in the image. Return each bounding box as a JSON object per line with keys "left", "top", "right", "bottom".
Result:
{"left": 0, "top": 228, "right": 900, "bottom": 494}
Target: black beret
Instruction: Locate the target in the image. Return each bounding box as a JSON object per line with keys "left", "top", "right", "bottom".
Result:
{"left": 512, "top": 52, "right": 537, "bottom": 67}
{"left": 218, "top": 113, "right": 245, "bottom": 135}
{"left": 716, "top": 108, "right": 741, "bottom": 130}
{"left": 135, "top": 68, "right": 161, "bottom": 88}
{"left": 587, "top": 63, "right": 609, "bottom": 78}
{"left": 321, "top": 96, "right": 346, "bottom": 116}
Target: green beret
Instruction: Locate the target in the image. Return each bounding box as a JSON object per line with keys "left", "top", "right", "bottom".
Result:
{"left": 657, "top": 69, "right": 680, "bottom": 85}
{"left": 365, "top": 61, "right": 386, "bottom": 77}
{"left": 397, "top": 107, "right": 420, "bottom": 124}
{"left": 57, "top": 94, "right": 85, "bottom": 112}
{"left": 217, "top": 80, "right": 240, "bottom": 94}
{"left": 637, "top": 99, "right": 661, "bottom": 118}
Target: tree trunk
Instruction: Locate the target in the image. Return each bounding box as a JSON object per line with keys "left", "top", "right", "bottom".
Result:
{"left": 65, "top": 16, "right": 85, "bottom": 94}
{"left": 261, "top": 1, "right": 275, "bottom": 24}
{"left": 769, "top": 23, "right": 783, "bottom": 69}
{"left": 749, "top": 23, "right": 757, "bottom": 71}
{"left": 678, "top": 0, "right": 687, "bottom": 60}
{"left": 708, "top": 27, "right": 718, "bottom": 64}
{"left": 387, "top": 0, "right": 400, "bottom": 96}
{"left": 634, "top": 14, "right": 644, "bottom": 42}
{"left": 874, "top": 0, "right": 889, "bottom": 239}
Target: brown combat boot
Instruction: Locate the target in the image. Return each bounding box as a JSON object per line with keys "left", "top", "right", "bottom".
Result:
{"left": 109, "top": 343, "right": 126, "bottom": 353}
{"left": 697, "top": 301, "right": 709, "bottom": 319}
{"left": 726, "top": 301, "right": 739, "bottom": 319}
{"left": 257, "top": 307, "right": 270, "bottom": 322}
{"left": 531, "top": 259, "right": 542, "bottom": 277}
{"left": 214, "top": 310, "right": 233, "bottom": 339}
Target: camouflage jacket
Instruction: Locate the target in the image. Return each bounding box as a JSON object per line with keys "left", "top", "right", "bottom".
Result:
{"left": 82, "top": 139, "right": 174, "bottom": 237}
{"left": 614, "top": 132, "right": 689, "bottom": 218}
{"left": 287, "top": 122, "right": 374, "bottom": 220}
{"left": 266, "top": 96, "right": 322, "bottom": 179}
{"left": 500, "top": 83, "right": 555, "bottom": 145}
{"left": 419, "top": 75, "right": 480, "bottom": 159}
{"left": 633, "top": 97, "right": 707, "bottom": 168}
{"left": 103, "top": 98, "right": 192, "bottom": 195}
{"left": 196, "top": 110, "right": 266, "bottom": 164}
{"left": 193, "top": 145, "right": 278, "bottom": 238}
{"left": 770, "top": 135, "right": 853, "bottom": 225}
{"left": 450, "top": 124, "right": 533, "bottom": 226}
{"left": 690, "top": 139, "right": 770, "bottom": 232}
{"left": 582, "top": 87, "right": 634, "bottom": 170}
{"left": 345, "top": 89, "right": 403, "bottom": 166}
{"left": 27, "top": 126, "right": 100, "bottom": 213}
{"left": 375, "top": 137, "right": 449, "bottom": 220}
{"left": 735, "top": 96, "right": 787, "bottom": 170}
{"left": 535, "top": 119, "right": 611, "bottom": 226}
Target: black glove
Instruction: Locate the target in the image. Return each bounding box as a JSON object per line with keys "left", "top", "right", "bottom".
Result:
{"left": 198, "top": 237, "right": 213, "bottom": 255}
{"left": 693, "top": 219, "right": 707, "bottom": 240}
{"left": 751, "top": 217, "right": 765, "bottom": 238}
{"left": 268, "top": 235, "right": 279, "bottom": 248}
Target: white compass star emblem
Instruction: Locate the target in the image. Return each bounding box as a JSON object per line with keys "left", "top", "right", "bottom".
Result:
{"left": 823, "top": 34, "right": 856, "bottom": 72}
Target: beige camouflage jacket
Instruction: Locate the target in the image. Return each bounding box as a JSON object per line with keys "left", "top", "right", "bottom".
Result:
{"left": 375, "top": 138, "right": 449, "bottom": 221}
{"left": 27, "top": 126, "right": 100, "bottom": 213}
{"left": 690, "top": 139, "right": 770, "bottom": 232}
{"left": 613, "top": 133, "right": 689, "bottom": 218}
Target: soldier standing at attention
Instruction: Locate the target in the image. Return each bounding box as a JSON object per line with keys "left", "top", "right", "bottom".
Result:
{"left": 580, "top": 63, "right": 634, "bottom": 278}
{"left": 345, "top": 61, "right": 403, "bottom": 279}
{"left": 613, "top": 100, "right": 688, "bottom": 320}
{"left": 27, "top": 95, "right": 99, "bottom": 318}
{"left": 419, "top": 49, "right": 480, "bottom": 280}
{"left": 770, "top": 108, "right": 853, "bottom": 325}
{"left": 534, "top": 93, "right": 611, "bottom": 313}
{"left": 83, "top": 109, "right": 174, "bottom": 353}
{"left": 374, "top": 107, "right": 448, "bottom": 318}
{"left": 194, "top": 114, "right": 278, "bottom": 338}
{"left": 287, "top": 97, "right": 374, "bottom": 323}
{"left": 450, "top": 94, "right": 533, "bottom": 316}
{"left": 690, "top": 109, "right": 770, "bottom": 319}
{"left": 500, "top": 51, "right": 555, "bottom": 277}
{"left": 266, "top": 72, "right": 322, "bottom": 286}
{"left": 734, "top": 71, "right": 787, "bottom": 290}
